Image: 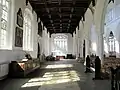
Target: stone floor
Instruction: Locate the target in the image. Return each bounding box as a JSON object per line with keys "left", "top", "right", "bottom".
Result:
{"left": 0, "top": 59, "right": 111, "bottom": 90}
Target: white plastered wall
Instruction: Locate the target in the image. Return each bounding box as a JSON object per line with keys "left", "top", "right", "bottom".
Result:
{"left": 0, "top": 0, "right": 38, "bottom": 77}
{"left": 104, "top": 0, "right": 120, "bottom": 58}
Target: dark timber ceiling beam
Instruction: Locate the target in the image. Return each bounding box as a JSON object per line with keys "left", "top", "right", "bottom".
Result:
{"left": 44, "top": 0, "right": 56, "bottom": 33}
{"left": 92, "top": 0, "right": 95, "bottom": 6}
{"left": 29, "top": 0, "right": 92, "bottom": 34}
{"left": 58, "top": 0, "right": 62, "bottom": 32}
{"left": 31, "top": 3, "right": 88, "bottom": 9}
{"left": 108, "top": 0, "right": 114, "bottom": 4}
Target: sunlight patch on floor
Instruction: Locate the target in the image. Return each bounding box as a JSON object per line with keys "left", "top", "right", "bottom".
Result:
{"left": 45, "top": 64, "right": 73, "bottom": 69}
{"left": 21, "top": 70, "right": 80, "bottom": 88}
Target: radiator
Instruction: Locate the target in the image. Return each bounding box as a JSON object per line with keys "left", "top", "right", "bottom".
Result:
{"left": 0, "top": 62, "right": 9, "bottom": 80}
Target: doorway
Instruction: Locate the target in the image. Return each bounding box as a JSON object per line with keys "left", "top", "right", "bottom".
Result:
{"left": 83, "top": 40, "right": 85, "bottom": 58}
{"left": 37, "top": 43, "right": 40, "bottom": 58}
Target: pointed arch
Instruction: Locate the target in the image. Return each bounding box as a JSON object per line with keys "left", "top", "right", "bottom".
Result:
{"left": 23, "top": 8, "right": 33, "bottom": 51}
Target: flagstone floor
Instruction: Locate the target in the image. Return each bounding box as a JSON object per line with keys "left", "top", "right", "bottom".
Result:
{"left": 0, "top": 59, "right": 111, "bottom": 90}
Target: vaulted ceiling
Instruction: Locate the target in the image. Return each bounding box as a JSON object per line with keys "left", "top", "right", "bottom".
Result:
{"left": 28, "top": 0, "right": 92, "bottom": 34}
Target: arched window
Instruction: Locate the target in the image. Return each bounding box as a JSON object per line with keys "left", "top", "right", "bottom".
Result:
{"left": 23, "top": 8, "right": 33, "bottom": 51}
{"left": 108, "top": 31, "right": 116, "bottom": 57}
{"left": 109, "top": 31, "right": 115, "bottom": 52}
{"left": 53, "top": 35, "right": 68, "bottom": 56}
{"left": 0, "top": 0, "right": 10, "bottom": 48}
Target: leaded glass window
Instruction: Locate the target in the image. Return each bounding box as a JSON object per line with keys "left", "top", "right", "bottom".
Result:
{"left": 53, "top": 35, "right": 68, "bottom": 56}
{"left": 23, "top": 9, "right": 33, "bottom": 51}
{"left": 0, "top": 0, "right": 10, "bottom": 48}
{"left": 109, "top": 31, "right": 115, "bottom": 52}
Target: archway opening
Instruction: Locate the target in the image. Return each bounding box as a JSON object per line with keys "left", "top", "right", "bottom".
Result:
{"left": 104, "top": 0, "right": 120, "bottom": 58}
{"left": 37, "top": 43, "right": 40, "bottom": 58}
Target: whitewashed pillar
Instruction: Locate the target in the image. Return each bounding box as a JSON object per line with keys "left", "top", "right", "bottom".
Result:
{"left": 85, "top": 38, "right": 90, "bottom": 57}
{"left": 96, "top": 30, "right": 104, "bottom": 64}
{"left": 49, "top": 37, "right": 52, "bottom": 55}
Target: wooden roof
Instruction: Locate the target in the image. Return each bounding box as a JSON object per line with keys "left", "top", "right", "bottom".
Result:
{"left": 28, "top": 0, "right": 93, "bottom": 34}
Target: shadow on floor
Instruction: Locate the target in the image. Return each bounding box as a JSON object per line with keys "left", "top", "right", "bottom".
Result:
{"left": 0, "top": 68, "right": 45, "bottom": 90}
{"left": 0, "top": 60, "right": 111, "bottom": 90}
{"left": 74, "top": 62, "right": 111, "bottom": 90}
{"left": 0, "top": 61, "right": 75, "bottom": 90}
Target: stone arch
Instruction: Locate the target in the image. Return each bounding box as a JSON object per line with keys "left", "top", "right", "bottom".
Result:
{"left": 24, "top": 7, "right": 34, "bottom": 34}
{"left": 89, "top": 5, "right": 95, "bottom": 15}
{"left": 83, "top": 8, "right": 94, "bottom": 36}
{"left": 95, "top": 0, "right": 120, "bottom": 60}
{"left": 102, "top": 0, "right": 120, "bottom": 58}
{"left": 82, "top": 8, "right": 94, "bottom": 57}
{"left": 23, "top": 8, "right": 34, "bottom": 51}
{"left": 93, "top": 0, "right": 110, "bottom": 62}
{"left": 24, "top": 8, "right": 33, "bottom": 20}
{"left": 94, "top": 0, "right": 109, "bottom": 34}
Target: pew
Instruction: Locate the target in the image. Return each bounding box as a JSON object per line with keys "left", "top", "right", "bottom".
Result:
{"left": 101, "top": 57, "right": 120, "bottom": 79}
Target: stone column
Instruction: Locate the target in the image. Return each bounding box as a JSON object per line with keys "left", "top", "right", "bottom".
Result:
{"left": 76, "top": 29, "right": 79, "bottom": 58}
{"left": 47, "top": 32, "right": 49, "bottom": 56}
{"left": 78, "top": 37, "right": 80, "bottom": 57}
{"left": 49, "top": 37, "right": 51, "bottom": 55}
{"left": 73, "top": 33, "right": 76, "bottom": 55}
{"left": 116, "top": 41, "right": 120, "bottom": 58}
{"left": 72, "top": 36, "right": 74, "bottom": 55}
{"left": 85, "top": 38, "right": 90, "bottom": 57}
{"left": 79, "top": 31, "right": 83, "bottom": 58}
{"left": 97, "top": 30, "right": 104, "bottom": 64}
{"left": 94, "top": 0, "right": 109, "bottom": 64}
{"left": 78, "top": 28, "right": 82, "bottom": 57}
{"left": 75, "top": 33, "right": 78, "bottom": 57}
{"left": 42, "top": 30, "right": 45, "bottom": 54}
{"left": 85, "top": 29, "right": 91, "bottom": 58}
{"left": 80, "top": 40, "right": 83, "bottom": 58}
{"left": 51, "top": 35, "right": 54, "bottom": 55}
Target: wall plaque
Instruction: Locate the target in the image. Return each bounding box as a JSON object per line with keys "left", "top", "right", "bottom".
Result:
{"left": 15, "top": 27, "right": 23, "bottom": 47}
